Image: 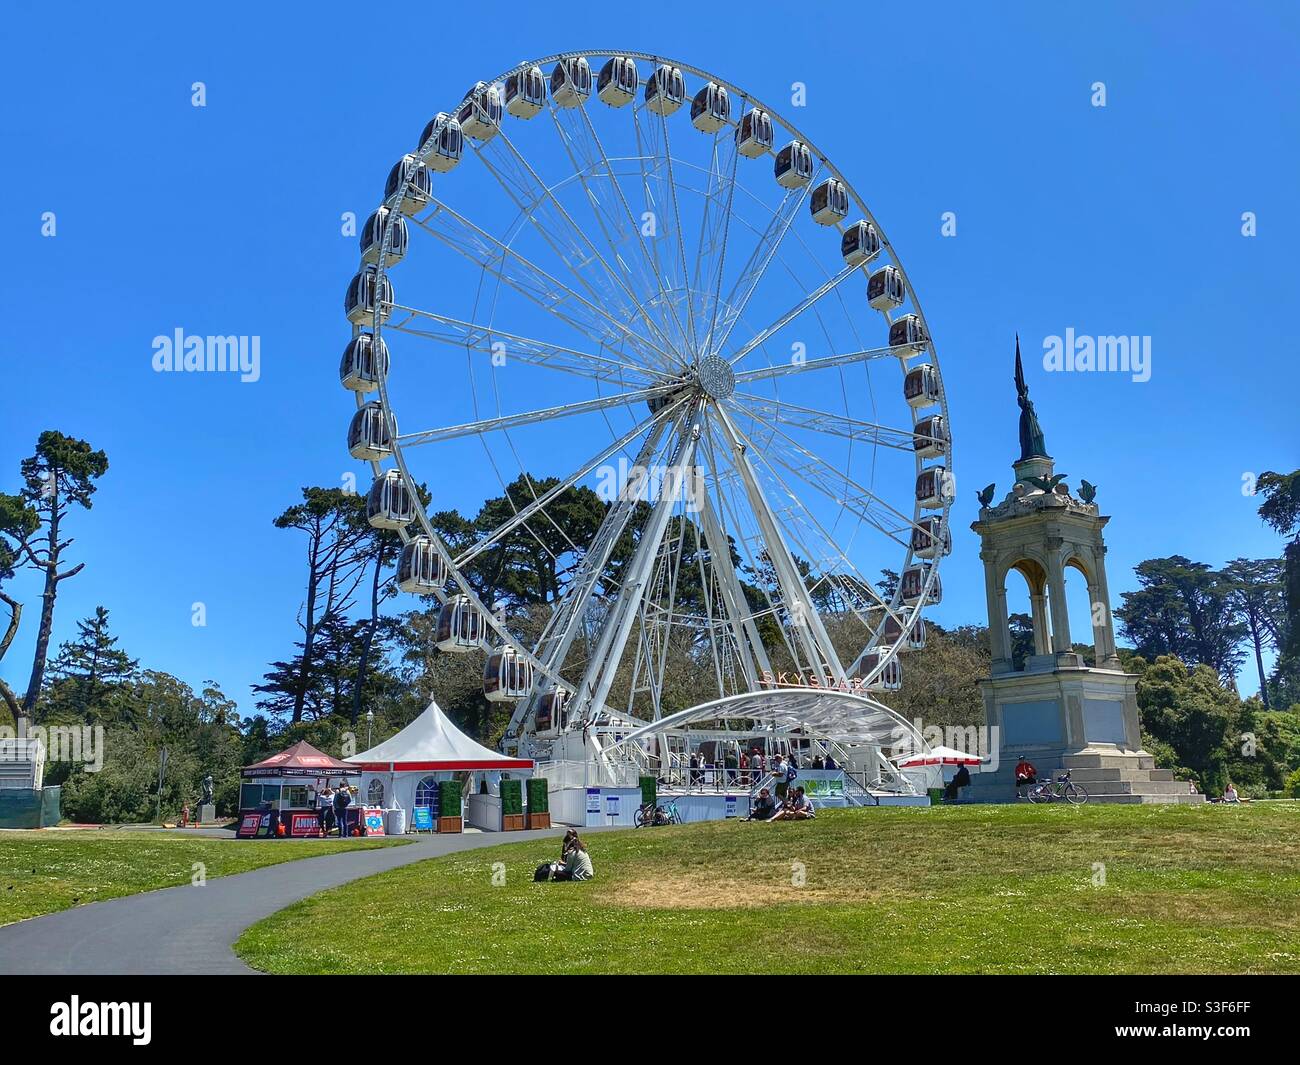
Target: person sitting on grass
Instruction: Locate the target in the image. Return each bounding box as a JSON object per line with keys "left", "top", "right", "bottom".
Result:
{"left": 745, "top": 787, "right": 777, "bottom": 821}
{"left": 551, "top": 832, "right": 594, "bottom": 881}
{"left": 771, "top": 786, "right": 815, "bottom": 821}
{"left": 1223, "top": 782, "right": 1241, "bottom": 804}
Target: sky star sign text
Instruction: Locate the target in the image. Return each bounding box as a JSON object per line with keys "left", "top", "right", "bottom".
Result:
{"left": 50, "top": 997, "right": 151, "bottom": 1045}
{"left": 1042, "top": 329, "right": 1151, "bottom": 383}
{"left": 151, "top": 328, "right": 261, "bottom": 382}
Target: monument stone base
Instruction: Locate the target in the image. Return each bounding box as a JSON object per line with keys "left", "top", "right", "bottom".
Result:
{"left": 199, "top": 803, "right": 216, "bottom": 824}
{"left": 963, "top": 661, "right": 1204, "bottom": 805}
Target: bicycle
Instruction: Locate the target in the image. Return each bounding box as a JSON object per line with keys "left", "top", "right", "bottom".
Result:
{"left": 634, "top": 799, "right": 684, "bottom": 827}
{"left": 1023, "top": 770, "right": 1088, "bottom": 805}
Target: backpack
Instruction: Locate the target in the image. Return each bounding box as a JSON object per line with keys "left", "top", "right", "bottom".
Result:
{"left": 534, "top": 862, "right": 553, "bottom": 882}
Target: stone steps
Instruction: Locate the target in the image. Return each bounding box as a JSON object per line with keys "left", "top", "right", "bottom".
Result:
{"left": 1062, "top": 752, "right": 1155, "bottom": 770}
{"left": 1084, "top": 792, "right": 1206, "bottom": 805}
{"left": 1063, "top": 767, "right": 1175, "bottom": 782}
{"left": 1071, "top": 778, "right": 1190, "bottom": 796}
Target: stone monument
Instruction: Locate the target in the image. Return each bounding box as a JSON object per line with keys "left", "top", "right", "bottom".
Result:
{"left": 963, "top": 338, "right": 1202, "bottom": 804}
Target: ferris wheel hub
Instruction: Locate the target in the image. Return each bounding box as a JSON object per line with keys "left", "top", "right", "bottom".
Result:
{"left": 697, "top": 355, "right": 735, "bottom": 401}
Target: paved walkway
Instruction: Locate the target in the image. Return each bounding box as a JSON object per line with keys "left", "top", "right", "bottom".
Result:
{"left": 0, "top": 828, "right": 566, "bottom": 974}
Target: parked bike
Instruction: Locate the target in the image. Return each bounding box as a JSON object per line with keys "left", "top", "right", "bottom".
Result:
{"left": 1023, "top": 770, "right": 1088, "bottom": 805}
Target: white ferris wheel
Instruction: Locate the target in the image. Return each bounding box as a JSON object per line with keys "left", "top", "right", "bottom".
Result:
{"left": 340, "top": 51, "right": 951, "bottom": 772}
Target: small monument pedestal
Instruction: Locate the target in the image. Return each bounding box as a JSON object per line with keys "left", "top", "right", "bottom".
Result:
{"left": 199, "top": 803, "right": 216, "bottom": 825}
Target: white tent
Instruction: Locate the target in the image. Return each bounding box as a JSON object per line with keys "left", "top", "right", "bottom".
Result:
{"left": 347, "top": 699, "right": 532, "bottom": 820}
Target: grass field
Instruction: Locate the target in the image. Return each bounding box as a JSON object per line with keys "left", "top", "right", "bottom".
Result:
{"left": 235, "top": 803, "right": 1300, "bottom": 974}
{"left": 0, "top": 831, "right": 408, "bottom": 926}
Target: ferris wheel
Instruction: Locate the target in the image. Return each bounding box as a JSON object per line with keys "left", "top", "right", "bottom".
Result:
{"left": 339, "top": 51, "right": 952, "bottom": 758}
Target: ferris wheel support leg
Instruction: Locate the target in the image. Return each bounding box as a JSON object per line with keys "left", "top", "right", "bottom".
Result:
{"left": 711, "top": 406, "right": 846, "bottom": 686}
{"left": 696, "top": 485, "right": 773, "bottom": 689}
{"left": 571, "top": 403, "right": 705, "bottom": 724}
{"left": 504, "top": 412, "right": 681, "bottom": 746}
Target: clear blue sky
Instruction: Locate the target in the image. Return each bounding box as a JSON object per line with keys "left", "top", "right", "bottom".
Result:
{"left": 3, "top": 0, "right": 1296, "bottom": 711}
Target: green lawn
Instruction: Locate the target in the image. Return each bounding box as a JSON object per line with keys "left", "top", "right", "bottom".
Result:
{"left": 236, "top": 803, "right": 1300, "bottom": 974}
{"left": 0, "top": 831, "right": 408, "bottom": 926}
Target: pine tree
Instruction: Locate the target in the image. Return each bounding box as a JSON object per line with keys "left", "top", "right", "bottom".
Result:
{"left": 45, "top": 606, "right": 138, "bottom": 717}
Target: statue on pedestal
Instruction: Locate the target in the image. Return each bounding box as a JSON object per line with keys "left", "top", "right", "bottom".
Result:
{"left": 1014, "top": 335, "right": 1048, "bottom": 462}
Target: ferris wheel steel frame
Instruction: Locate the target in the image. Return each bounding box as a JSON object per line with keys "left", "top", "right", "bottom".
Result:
{"left": 346, "top": 50, "right": 951, "bottom": 764}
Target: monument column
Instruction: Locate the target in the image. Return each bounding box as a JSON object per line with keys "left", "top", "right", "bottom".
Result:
{"left": 1029, "top": 590, "right": 1051, "bottom": 654}
{"left": 1047, "top": 568, "right": 1071, "bottom": 653}
{"left": 983, "top": 553, "right": 1012, "bottom": 671}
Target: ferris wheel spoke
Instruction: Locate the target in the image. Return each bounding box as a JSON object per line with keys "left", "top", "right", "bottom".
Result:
{"left": 481, "top": 123, "right": 681, "bottom": 372}
{"left": 693, "top": 124, "right": 743, "bottom": 357}
{"left": 718, "top": 413, "right": 900, "bottom": 643}
{"left": 629, "top": 101, "right": 697, "bottom": 354}
{"left": 731, "top": 392, "right": 918, "bottom": 453}
{"left": 386, "top": 306, "right": 653, "bottom": 384}
{"left": 708, "top": 164, "right": 823, "bottom": 358}
{"left": 733, "top": 343, "right": 909, "bottom": 384}
{"left": 736, "top": 412, "right": 919, "bottom": 549}
{"left": 655, "top": 110, "right": 701, "bottom": 357}
{"left": 395, "top": 383, "right": 677, "bottom": 448}
{"left": 454, "top": 395, "right": 687, "bottom": 569}
{"left": 409, "top": 199, "right": 670, "bottom": 372}
{"left": 726, "top": 262, "right": 860, "bottom": 366}
{"left": 709, "top": 404, "right": 846, "bottom": 683}
{"left": 554, "top": 98, "right": 690, "bottom": 360}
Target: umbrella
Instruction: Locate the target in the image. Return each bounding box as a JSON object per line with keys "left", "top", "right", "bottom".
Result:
{"left": 895, "top": 745, "right": 983, "bottom": 768}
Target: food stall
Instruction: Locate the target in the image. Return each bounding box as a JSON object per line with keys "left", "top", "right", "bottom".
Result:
{"left": 236, "top": 740, "right": 360, "bottom": 839}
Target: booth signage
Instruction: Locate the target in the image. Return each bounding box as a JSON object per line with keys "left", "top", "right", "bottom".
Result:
{"left": 412, "top": 806, "right": 434, "bottom": 831}
{"left": 289, "top": 812, "right": 321, "bottom": 837}
{"left": 237, "top": 812, "right": 262, "bottom": 838}
{"left": 604, "top": 794, "right": 620, "bottom": 820}
{"left": 585, "top": 789, "right": 600, "bottom": 815}
{"left": 362, "top": 807, "right": 386, "bottom": 835}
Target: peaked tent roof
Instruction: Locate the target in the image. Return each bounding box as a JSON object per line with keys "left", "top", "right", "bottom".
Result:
{"left": 243, "top": 740, "right": 359, "bottom": 778}
{"left": 348, "top": 699, "right": 533, "bottom": 772}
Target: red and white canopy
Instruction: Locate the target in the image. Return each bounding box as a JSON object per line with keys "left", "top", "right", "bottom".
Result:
{"left": 243, "top": 740, "right": 359, "bottom": 778}
{"left": 349, "top": 699, "right": 533, "bottom": 773}
{"left": 895, "top": 745, "right": 983, "bottom": 768}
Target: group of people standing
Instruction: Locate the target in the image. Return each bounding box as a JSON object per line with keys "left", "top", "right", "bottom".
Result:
{"left": 315, "top": 782, "right": 357, "bottom": 837}
{"left": 683, "top": 747, "right": 837, "bottom": 789}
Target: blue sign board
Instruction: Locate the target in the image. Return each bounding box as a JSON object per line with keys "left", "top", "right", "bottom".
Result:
{"left": 412, "top": 806, "right": 435, "bottom": 831}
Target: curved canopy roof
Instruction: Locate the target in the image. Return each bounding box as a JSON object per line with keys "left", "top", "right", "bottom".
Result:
{"left": 349, "top": 699, "right": 533, "bottom": 772}
{"left": 602, "top": 687, "right": 926, "bottom": 752}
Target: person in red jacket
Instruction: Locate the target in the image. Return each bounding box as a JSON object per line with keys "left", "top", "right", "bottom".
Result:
{"left": 1015, "top": 755, "right": 1038, "bottom": 796}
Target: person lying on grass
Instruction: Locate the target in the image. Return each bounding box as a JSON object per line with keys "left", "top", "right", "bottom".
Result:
{"left": 744, "top": 787, "right": 777, "bottom": 821}
{"left": 770, "top": 786, "right": 815, "bottom": 821}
